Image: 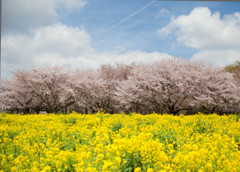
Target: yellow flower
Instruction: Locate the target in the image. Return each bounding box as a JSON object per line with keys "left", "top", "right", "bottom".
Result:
{"left": 134, "top": 167, "right": 141, "bottom": 172}
{"left": 8, "top": 154, "right": 14, "bottom": 159}
{"left": 10, "top": 167, "right": 17, "bottom": 172}
{"left": 207, "top": 162, "right": 212, "bottom": 169}
{"left": 1, "top": 113, "right": 240, "bottom": 171}
{"left": 192, "top": 144, "right": 198, "bottom": 151}
{"left": 147, "top": 168, "right": 154, "bottom": 172}
{"left": 32, "top": 166, "right": 39, "bottom": 172}
{"left": 115, "top": 157, "right": 121, "bottom": 166}
{"left": 42, "top": 166, "right": 51, "bottom": 172}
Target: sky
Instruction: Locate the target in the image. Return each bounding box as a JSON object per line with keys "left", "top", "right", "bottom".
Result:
{"left": 2, "top": 0, "right": 240, "bottom": 79}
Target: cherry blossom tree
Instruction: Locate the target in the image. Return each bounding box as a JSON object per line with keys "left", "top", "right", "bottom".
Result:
{"left": 4, "top": 66, "right": 74, "bottom": 113}
{"left": 0, "top": 76, "right": 43, "bottom": 113}
{"left": 196, "top": 66, "right": 240, "bottom": 114}
{"left": 67, "top": 69, "right": 104, "bottom": 113}
{"left": 0, "top": 59, "right": 239, "bottom": 114}
{"left": 115, "top": 58, "right": 240, "bottom": 115}
{"left": 98, "top": 63, "right": 135, "bottom": 113}
{"left": 68, "top": 63, "right": 134, "bottom": 114}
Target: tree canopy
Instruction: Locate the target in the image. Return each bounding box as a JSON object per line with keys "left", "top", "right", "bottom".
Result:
{"left": 1, "top": 58, "right": 240, "bottom": 115}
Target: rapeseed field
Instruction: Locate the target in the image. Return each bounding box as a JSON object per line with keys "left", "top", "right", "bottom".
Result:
{"left": 0, "top": 112, "right": 240, "bottom": 172}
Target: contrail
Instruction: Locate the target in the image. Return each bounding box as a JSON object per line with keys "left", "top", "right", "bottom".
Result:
{"left": 99, "top": 1, "right": 156, "bottom": 35}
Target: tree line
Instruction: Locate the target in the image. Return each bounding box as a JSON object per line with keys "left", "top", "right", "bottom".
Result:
{"left": 0, "top": 57, "right": 240, "bottom": 115}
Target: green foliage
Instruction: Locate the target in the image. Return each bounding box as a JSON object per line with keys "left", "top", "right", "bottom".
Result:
{"left": 153, "top": 129, "right": 179, "bottom": 150}
{"left": 224, "top": 61, "right": 240, "bottom": 79}
{"left": 62, "top": 117, "right": 77, "bottom": 125}
{"left": 192, "top": 120, "right": 214, "bottom": 134}
{"left": 111, "top": 122, "right": 123, "bottom": 132}
{"left": 236, "top": 113, "right": 240, "bottom": 122}
{"left": 120, "top": 152, "right": 142, "bottom": 172}
{"left": 7, "top": 130, "right": 21, "bottom": 140}
{"left": 1, "top": 112, "right": 7, "bottom": 117}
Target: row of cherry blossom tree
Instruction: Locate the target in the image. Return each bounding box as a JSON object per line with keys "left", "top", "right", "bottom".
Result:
{"left": 0, "top": 58, "right": 239, "bottom": 115}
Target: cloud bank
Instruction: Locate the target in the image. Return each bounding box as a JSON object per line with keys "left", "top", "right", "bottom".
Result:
{"left": 158, "top": 7, "right": 240, "bottom": 66}
{"left": 2, "top": 0, "right": 172, "bottom": 79}
{"left": 2, "top": 0, "right": 86, "bottom": 34}
{"left": 2, "top": 3, "right": 240, "bottom": 79}
{"left": 2, "top": 23, "right": 171, "bottom": 79}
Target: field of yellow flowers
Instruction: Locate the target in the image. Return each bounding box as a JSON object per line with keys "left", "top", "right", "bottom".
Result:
{"left": 0, "top": 112, "right": 240, "bottom": 172}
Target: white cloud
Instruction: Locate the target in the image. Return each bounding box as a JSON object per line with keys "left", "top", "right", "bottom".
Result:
{"left": 55, "top": 0, "right": 87, "bottom": 10}
{"left": 158, "top": 7, "right": 240, "bottom": 66}
{"left": 1, "top": 0, "right": 172, "bottom": 79}
{"left": 95, "top": 51, "right": 172, "bottom": 66}
{"left": 154, "top": 8, "right": 170, "bottom": 19}
{"left": 191, "top": 50, "right": 240, "bottom": 67}
{"left": 2, "top": 0, "right": 86, "bottom": 34}
{"left": 31, "top": 23, "right": 94, "bottom": 57}
{"left": 2, "top": 23, "right": 92, "bottom": 78}
{"left": 2, "top": 23, "right": 172, "bottom": 79}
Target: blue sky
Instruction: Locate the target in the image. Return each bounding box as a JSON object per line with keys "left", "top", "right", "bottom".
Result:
{"left": 60, "top": 0, "right": 235, "bottom": 56}
{"left": 2, "top": 0, "right": 240, "bottom": 79}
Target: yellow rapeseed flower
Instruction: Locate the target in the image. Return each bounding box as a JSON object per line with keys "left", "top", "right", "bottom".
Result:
{"left": 134, "top": 167, "right": 141, "bottom": 172}
{"left": 0, "top": 113, "right": 240, "bottom": 171}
